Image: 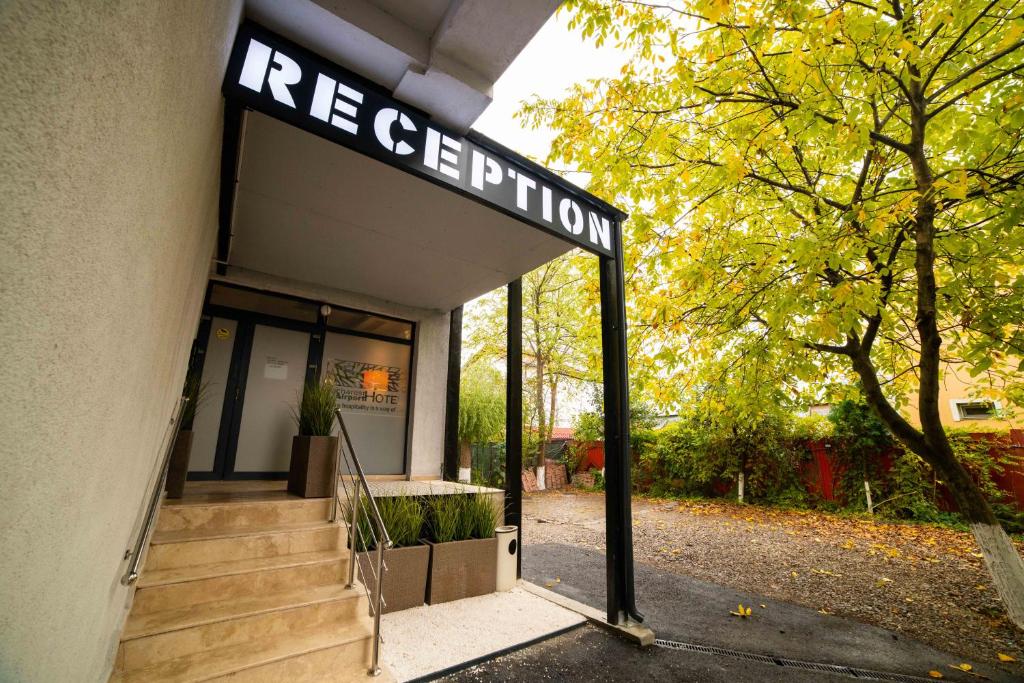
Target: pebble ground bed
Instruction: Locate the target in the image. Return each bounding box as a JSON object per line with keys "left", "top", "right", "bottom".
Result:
{"left": 523, "top": 489, "right": 1024, "bottom": 675}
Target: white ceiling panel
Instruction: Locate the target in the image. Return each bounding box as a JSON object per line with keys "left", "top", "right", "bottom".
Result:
{"left": 229, "top": 112, "right": 573, "bottom": 311}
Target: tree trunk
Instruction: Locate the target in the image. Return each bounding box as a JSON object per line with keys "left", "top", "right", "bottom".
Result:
{"left": 851, "top": 56, "right": 1024, "bottom": 630}
{"left": 458, "top": 440, "right": 472, "bottom": 483}
{"left": 863, "top": 480, "right": 873, "bottom": 515}
{"left": 737, "top": 471, "right": 745, "bottom": 504}
{"left": 534, "top": 352, "right": 546, "bottom": 490}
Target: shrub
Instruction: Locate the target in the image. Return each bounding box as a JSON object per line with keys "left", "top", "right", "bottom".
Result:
{"left": 181, "top": 370, "right": 210, "bottom": 426}
{"left": 425, "top": 495, "right": 465, "bottom": 543}
{"left": 464, "top": 495, "right": 498, "bottom": 539}
{"left": 378, "top": 495, "right": 424, "bottom": 548}
{"left": 294, "top": 379, "right": 337, "bottom": 436}
{"left": 424, "top": 494, "right": 497, "bottom": 542}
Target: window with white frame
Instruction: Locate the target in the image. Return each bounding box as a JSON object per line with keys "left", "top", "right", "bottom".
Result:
{"left": 949, "top": 398, "right": 1001, "bottom": 421}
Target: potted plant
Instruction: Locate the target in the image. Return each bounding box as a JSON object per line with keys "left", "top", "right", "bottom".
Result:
{"left": 356, "top": 494, "right": 430, "bottom": 613}
{"left": 424, "top": 494, "right": 498, "bottom": 604}
{"left": 166, "top": 370, "right": 207, "bottom": 499}
{"left": 288, "top": 379, "right": 339, "bottom": 498}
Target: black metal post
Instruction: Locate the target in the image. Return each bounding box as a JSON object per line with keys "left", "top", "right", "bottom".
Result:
{"left": 443, "top": 306, "right": 463, "bottom": 481}
{"left": 599, "top": 222, "right": 642, "bottom": 625}
{"left": 505, "top": 279, "right": 523, "bottom": 578}
{"left": 216, "top": 101, "right": 244, "bottom": 276}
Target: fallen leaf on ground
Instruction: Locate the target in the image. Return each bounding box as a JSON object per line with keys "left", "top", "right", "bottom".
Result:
{"left": 997, "top": 653, "right": 1015, "bottom": 662}
{"left": 928, "top": 671, "right": 943, "bottom": 679}
{"left": 759, "top": 604, "right": 766, "bottom": 609}
{"left": 729, "top": 603, "right": 752, "bottom": 618}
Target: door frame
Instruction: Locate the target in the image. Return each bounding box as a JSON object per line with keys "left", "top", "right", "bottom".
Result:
{"left": 187, "top": 281, "right": 417, "bottom": 480}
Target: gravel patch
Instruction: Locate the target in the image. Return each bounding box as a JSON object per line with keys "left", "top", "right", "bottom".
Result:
{"left": 523, "top": 490, "right": 1024, "bottom": 676}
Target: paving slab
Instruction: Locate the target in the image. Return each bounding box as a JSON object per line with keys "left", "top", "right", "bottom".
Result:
{"left": 523, "top": 542, "right": 1018, "bottom": 683}
{"left": 380, "top": 585, "right": 585, "bottom": 681}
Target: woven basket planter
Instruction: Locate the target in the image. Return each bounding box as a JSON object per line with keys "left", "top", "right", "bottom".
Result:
{"left": 358, "top": 544, "right": 430, "bottom": 614}
{"left": 287, "top": 435, "right": 339, "bottom": 498}
{"left": 165, "top": 430, "right": 193, "bottom": 499}
{"left": 425, "top": 537, "right": 497, "bottom": 605}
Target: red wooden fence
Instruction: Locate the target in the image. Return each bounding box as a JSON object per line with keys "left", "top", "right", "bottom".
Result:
{"left": 572, "top": 430, "right": 1024, "bottom": 512}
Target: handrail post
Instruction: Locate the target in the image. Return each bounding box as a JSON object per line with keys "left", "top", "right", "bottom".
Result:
{"left": 370, "top": 539, "right": 385, "bottom": 677}
{"left": 333, "top": 409, "right": 391, "bottom": 677}
{"left": 346, "top": 484, "right": 360, "bottom": 589}
{"left": 329, "top": 434, "right": 341, "bottom": 523}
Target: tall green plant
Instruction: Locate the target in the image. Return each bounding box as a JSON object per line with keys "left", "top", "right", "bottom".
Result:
{"left": 378, "top": 495, "right": 425, "bottom": 549}
{"left": 180, "top": 370, "right": 209, "bottom": 426}
{"left": 425, "top": 495, "right": 466, "bottom": 543}
{"left": 294, "top": 379, "right": 337, "bottom": 437}
{"left": 464, "top": 495, "right": 497, "bottom": 539}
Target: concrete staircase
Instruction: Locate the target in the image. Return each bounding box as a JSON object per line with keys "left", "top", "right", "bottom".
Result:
{"left": 111, "top": 493, "right": 381, "bottom": 682}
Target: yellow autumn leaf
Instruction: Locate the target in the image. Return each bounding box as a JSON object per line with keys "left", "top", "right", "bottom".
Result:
{"left": 998, "top": 653, "right": 1016, "bottom": 663}
{"left": 951, "top": 663, "right": 973, "bottom": 672}
{"left": 928, "top": 672, "right": 943, "bottom": 679}
{"left": 729, "top": 603, "right": 752, "bottom": 617}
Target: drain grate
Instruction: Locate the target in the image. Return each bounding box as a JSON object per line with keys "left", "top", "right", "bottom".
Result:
{"left": 654, "top": 639, "right": 937, "bottom": 682}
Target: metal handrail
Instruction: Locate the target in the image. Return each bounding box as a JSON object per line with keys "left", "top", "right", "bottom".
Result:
{"left": 333, "top": 409, "right": 391, "bottom": 677}
{"left": 121, "top": 396, "right": 188, "bottom": 586}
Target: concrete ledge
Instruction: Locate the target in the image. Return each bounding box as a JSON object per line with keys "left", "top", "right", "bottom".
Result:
{"left": 520, "top": 580, "right": 656, "bottom": 647}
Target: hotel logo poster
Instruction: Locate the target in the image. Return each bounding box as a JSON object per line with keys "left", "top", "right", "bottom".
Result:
{"left": 329, "top": 359, "right": 405, "bottom": 416}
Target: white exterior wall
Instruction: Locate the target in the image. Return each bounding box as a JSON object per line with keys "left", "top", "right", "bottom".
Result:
{"left": 214, "top": 268, "right": 449, "bottom": 480}
{"left": 0, "top": 2, "right": 242, "bottom": 681}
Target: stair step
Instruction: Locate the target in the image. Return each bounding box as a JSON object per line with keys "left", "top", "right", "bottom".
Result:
{"left": 122, "top": 583, "right": 363, "bottom": 640}
{"left": 131, "top": 551, "right": 347, "bottom": 615}
{"left": 156, "top": 497, "right": 332, "bottom": 534}
{"left": 138, "top": 550, "right": 345, "bottom": 588}
{"left": 111, "top": 621, "right": 372, "bottom": 683}
{"left": 118, "top": 584, "right": 367, "bottom": 671}
{"left": 145, "top": 522, "right": 346, "bottom": 571}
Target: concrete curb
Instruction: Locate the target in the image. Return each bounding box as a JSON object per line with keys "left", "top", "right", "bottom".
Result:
{"left": 520, "top": 580, "right": 656, "bottom": 647}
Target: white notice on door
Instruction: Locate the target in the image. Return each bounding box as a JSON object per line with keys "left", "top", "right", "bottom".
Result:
{"left": 264, "top": 357, "right": 288, "bottom": 380}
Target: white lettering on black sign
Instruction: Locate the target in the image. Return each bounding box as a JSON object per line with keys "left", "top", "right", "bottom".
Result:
{"left": 223, "top": 23, "right": 620, "bottom": 257}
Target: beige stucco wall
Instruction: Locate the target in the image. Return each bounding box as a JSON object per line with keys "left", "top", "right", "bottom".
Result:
{"left": 0, "top": 2, "right": 242, "bottom": 680}
{"left": 410, "top": 311, "right": 451, "bottom": 478}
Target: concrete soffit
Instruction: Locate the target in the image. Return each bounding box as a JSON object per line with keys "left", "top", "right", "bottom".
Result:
{"left": 245, "top": 0, "right": 560, "bottom": 133}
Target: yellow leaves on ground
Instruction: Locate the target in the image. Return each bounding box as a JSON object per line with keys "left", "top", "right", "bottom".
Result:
{"left": 729, "top": 603, "right": 752, "bottom": 618}
{"left": 811, "top": 568, "right": 841, "bottom": 577}
{"left": 875, "top": 577, "right": 893, "bottom": 588}
{"left": 928, "top": 671, "right": 944, "bottom": 679}
{"left": 951, "top": 663, "right": 973, "bottom": 672}
{"left": 997, "top": 652, "right": 1016, "bottom": 662}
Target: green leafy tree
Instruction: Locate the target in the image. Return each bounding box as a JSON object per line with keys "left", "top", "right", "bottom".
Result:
{"left": 458, "top": 364, "right": 506, "bottom": 482}
{"left": 465, "top": 254, "right": 599, "bottom": 486}
{"left": 525, "top": 0, "right": 1024, "bottom": 626}
{"left": 828, "top": 399, "right": 894, "bottom": 512}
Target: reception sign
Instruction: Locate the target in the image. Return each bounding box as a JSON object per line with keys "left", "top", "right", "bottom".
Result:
{"left": 223, "top": 22, "right": 620, "bottom": 257}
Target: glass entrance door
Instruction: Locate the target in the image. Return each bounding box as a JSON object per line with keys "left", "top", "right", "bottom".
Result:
{"left": 232, "top": 324, "right": 311, "bottom": 475}
{"left": 188, "top": 315, "right": 315, "bottom": 479}
{"left": 186, "top": 283, "right": 414, "bottom": 480}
